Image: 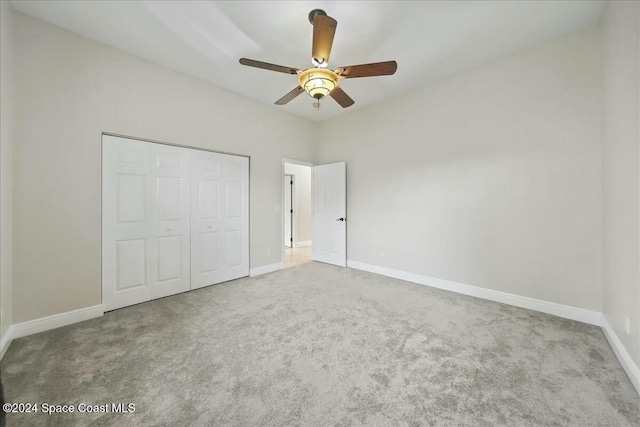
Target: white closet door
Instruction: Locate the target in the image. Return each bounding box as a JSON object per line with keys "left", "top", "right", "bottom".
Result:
{"left": 103, "top": 136, "right": 153, "bottom": 310}
{"left": 191, "top": 150, "right": 249, "bottom": 289}
{"left": 103, "top": 136, "right": 190, "bottom": 310}
{"left": 149, "top": 143, "right": 191, "bottom": 300}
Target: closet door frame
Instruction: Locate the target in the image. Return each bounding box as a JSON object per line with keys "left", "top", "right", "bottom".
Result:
{"left": 101, "top": 132, "right": 251, "bottom": 311}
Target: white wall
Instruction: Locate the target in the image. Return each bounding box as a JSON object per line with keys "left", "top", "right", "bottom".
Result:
{"left": 7, "top": 8, "right": 638, "bottom": 379}
{"left": 12, "top": 13, "right": 316, "bottom": 324}
{"left": 317, "top": 27, "right": 603, "bottom": 311}
{"left": 601, "top": 0, "right": 640, "bottom": 368}
{"left": 284, "top": 163, "right": 312, "bottom": 245}
{"left": 1, "top": 1, "right": 14, "bottom": 341}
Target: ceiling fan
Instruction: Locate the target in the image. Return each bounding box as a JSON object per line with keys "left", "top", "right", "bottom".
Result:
{"left": 239, "top": 9, "right": 397, "bottom": 108}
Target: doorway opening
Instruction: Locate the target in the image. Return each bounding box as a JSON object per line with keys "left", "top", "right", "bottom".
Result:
{"left": 284, "top": 174, "right": 294, "bottom": 248}
{"left": 283, "top": 160, "right": 313, "bottom": 268}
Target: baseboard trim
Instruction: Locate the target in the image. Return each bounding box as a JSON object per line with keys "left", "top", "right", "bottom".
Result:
{"left": 11, "top": 304, "right": 104, "bottom": 340}
{"left": 0, "top": 304, "right": 104, "bottom": 360}
{"left": 0, "top": 325, "right": 14, "bottom": 360}
{"left": 602, "top": 317, "right": 640, "bottom": 395}
{"left": 347, "top": 260, "right": 602, "bottom": 326}
{"left": 250, "top": 262, "right": 284, "bottom": 277}
{"left": 296, "top": 241, "right": 312, "bottom": 248}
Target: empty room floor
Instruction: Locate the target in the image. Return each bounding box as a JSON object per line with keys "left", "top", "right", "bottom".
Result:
{"left": 2, "top": 262, "right": 638, "bottom": 426}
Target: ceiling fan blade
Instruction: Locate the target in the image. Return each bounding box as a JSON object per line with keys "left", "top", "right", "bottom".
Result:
{"left": 335, "top": 61, "right": 398, "bottom": 78}
{"left": 239, "top": 58, "right": 300, "bottom": 75}
{"left": 275, "top": 86, "right": 305, "bottom": 105}
{"left": 312, "top": 15, "right": 337, "bottom": 66}
{"left": 330, "top": 87, "right": 355, "bottom": 108}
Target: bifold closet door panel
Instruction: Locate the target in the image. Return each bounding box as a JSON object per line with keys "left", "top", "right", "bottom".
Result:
{"left": 102, "top": 136, "right": 153, "bottom": 310}
{"left": 190, "top": 150, "right": 249, "bottom": 289}
{"left": 102, "top": 136, "right": 191, "bottom": 311}
{"left": 149, "top": 143, "right": 191, "bottom": 300}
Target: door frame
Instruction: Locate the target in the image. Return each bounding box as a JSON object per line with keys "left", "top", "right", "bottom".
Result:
{"left": 284, "top": 174, "right": 295, "bottom": 248}
{"left": 101, "top": 132, "right": 251, "bottom": 309}
{"left": 281, "top": 158, "right": 315, "bottom": 265}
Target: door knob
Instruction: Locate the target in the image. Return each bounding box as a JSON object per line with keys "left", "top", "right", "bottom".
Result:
{"left": 167, "top": 228, "right": 172, "bottom": 231}
{"left": 207, "top": 225, "right": 212, "bottom": 229}
{"left": 336, "top": 218, "right": 345, "bottom": 221}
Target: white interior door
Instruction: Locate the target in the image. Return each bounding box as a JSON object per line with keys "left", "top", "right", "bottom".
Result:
{"left": 103, "top": 136, "right": 152, "bottom": 310}
{"left": 191, "top": 149, "right": 249, "bottom": 289}
{"left": 284, "top": 174, "right": 293, "bottom": 248}
{"left": 106, "top": 135, "right": 235, "bottom": 310}
{"left": 149, "top": 143, "right": 191, "bottom": 300}
{"left": 312, "top": 162, "right": 346, "bottom": 267}
{"left": 103, "top": 136, "right": 191, "bottom": 310}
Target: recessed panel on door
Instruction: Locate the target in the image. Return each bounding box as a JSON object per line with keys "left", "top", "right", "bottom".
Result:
{"left": 117, "top": 146, "right": 146, "bottom": 165}
{"left": 156, "top": 235, "right": 182, "bottom": 282}
{"left": 199, "top": 232, "right": 219, "bottom": 272}
{"left": 199, "top": 157, "right": 220, "bottom": 174}
{"left": 157, "top": 152, "right": 181, "bottom": 169}
{"left": 199, "top": 180, "right": 219, "bottom": 218}
{"left": 224, "top": 158, "right": 242, "bottom": 179}
{"left": 117, "top": 174, "right": 146, "bottom": 223}
{"left": 225, "top": 182, "right": 242, "bottom": 218}
{"left": 115, "top": 238, "right": 146, "bottom": 290}
{"left": 157, "top": 177, "right": 182, "bottom": 220}
{"left": 225, "top": 230, "right": 243, "bottom": 267}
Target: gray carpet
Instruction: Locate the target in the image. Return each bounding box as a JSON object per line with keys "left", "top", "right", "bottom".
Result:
{"left": 1, "top": 262, "right": 638, "bottom": 426}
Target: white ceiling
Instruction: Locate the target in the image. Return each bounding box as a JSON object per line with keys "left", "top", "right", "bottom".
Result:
{"left": 11, "top": 1, "right": 606, "bottom": 122}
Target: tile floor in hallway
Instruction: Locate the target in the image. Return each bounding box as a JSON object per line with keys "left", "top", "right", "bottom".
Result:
{"left": 284, "top": 246, "right": 312, "bottom": 268}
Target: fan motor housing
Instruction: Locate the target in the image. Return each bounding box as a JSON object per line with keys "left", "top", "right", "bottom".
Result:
{"left": 308, "top": 9, "right": 327, "bottom": 24}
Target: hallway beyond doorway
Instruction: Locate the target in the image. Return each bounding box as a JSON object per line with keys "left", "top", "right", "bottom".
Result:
{"left": 284, "top": 246, "right": 312, "bottom": 268}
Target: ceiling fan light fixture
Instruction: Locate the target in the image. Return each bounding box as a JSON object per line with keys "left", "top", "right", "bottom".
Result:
{"left": 238, "top": 10, "right": 396, "bottom": 108}
{"left": 298, "top": 68, "right": 339, "bottom": 99}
